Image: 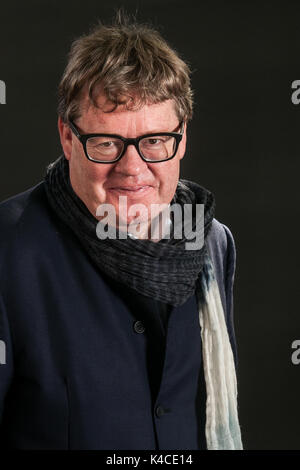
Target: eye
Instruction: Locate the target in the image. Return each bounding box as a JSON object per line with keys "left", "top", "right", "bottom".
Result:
{"left": 87, "top": 137, "right": 121, "bottom": 150}
{"left": 97, "top": 141, "right": 116, "bottom": 148}
{"left": 143, "top": 137, "right": 166, "bottom": 146}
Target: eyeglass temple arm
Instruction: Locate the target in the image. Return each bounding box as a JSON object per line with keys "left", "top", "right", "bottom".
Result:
{"left": 68, "top": 120, "right": 81, "bottom": 139}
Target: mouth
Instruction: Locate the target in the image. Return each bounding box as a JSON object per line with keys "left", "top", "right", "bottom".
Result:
{"left": 109, "top": 185, "right": 153, "bottom": 195}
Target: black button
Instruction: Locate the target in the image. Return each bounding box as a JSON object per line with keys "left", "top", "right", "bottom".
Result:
{"left": 155, "top": 405, "right": 166, "bottom": 418}
{"left": 133, "top": 320, "right": 145, "bottom": 334}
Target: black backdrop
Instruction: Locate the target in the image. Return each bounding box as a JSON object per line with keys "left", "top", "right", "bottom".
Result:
{"left": 0, "top": 0, "right": 300, "bottom": 450}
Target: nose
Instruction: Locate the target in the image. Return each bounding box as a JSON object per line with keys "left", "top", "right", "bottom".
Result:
{"left": 114, "top": 144, "right": 149, "bottom": 176}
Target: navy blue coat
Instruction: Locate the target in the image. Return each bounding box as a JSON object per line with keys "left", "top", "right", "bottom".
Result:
{"left": 0, "top": 181, "right": 237, "bottom": 449}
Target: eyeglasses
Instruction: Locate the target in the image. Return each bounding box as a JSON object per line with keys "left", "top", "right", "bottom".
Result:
{"left": 68, "top": 119, "right": 184, "bottom": 163}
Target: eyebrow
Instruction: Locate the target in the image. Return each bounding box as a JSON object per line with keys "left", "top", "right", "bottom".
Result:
{"left": 69, "top": 119, "right": 183, "bottom": 140}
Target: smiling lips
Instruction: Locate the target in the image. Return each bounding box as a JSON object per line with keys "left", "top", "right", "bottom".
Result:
{"left": 109, "top": 185, "right": 153, "bottom": 193}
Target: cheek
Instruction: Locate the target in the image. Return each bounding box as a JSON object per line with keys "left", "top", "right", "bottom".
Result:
{"left": 75, "top": 148, "right": 109, "bottom": 185}
{"left": 71, "top": 148, "right": 111, "bottom": 196}
{"left": 157, "top": 160, "right": 180, "bottom": 194}
{"left": 85, "top": 164, "right": 110, "bottom": 186}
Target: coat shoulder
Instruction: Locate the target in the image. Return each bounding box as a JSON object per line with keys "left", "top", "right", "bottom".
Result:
{"left": 0, "top": 182, "right": 47, "bottom": 251}
{"left": 0, "top": 182, "right": 43, "bottom": 224}
{"left": 206, "top": 218, "right": 236, "bottom": 267}
{"left": 205, "top": 218, "right": 238, "bottom": 363}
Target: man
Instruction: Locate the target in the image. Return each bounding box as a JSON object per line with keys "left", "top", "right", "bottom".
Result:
{"left": 0, "top": 16, "right": 242, "bottom": 450}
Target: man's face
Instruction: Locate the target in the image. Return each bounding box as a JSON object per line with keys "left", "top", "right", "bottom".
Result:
{"left": 58, "top": 92, "right": 187, "bottom": 230}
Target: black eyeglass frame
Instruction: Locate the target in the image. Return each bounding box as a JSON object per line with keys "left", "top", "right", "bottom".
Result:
{"left": 68, "top": 119, "right": 185, "bottom": 163}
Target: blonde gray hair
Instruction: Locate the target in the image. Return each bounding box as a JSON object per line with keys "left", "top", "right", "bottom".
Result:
{"left": 57, "top": 14, "right": 194, "bottom": 124}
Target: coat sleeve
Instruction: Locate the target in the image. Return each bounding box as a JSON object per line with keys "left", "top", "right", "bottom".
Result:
{"left": 0, "top": 291, "right": 14, "bottom": 426}
{"left": 221, "top": 223, "right": 238, "bottom": 368}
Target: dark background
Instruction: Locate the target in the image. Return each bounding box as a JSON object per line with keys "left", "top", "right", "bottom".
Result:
{"left": 0, "top": 0, "right": 299, "bottom": 450}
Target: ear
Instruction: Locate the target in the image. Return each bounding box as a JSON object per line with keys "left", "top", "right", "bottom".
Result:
{"left": 58, "top": 116, "right": 73, "bottom": 160}
{"left": 178, "top": 122, "right": 187, "bottom": 160}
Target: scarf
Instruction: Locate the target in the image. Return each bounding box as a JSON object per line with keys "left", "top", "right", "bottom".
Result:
{"left": 44, "top": 154, "right": 243, "bottom": 450}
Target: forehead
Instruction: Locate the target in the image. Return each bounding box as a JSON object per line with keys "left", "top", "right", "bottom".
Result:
{"left": 78, "top": 91, "right": 178, "bottom": 132}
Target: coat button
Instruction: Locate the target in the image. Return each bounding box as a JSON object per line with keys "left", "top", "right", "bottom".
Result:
{"left": 133, "top": 320, "right": 145, "bottom": 334}
{"left": 155, "top": 405, "right": 166, "bottom": 418}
